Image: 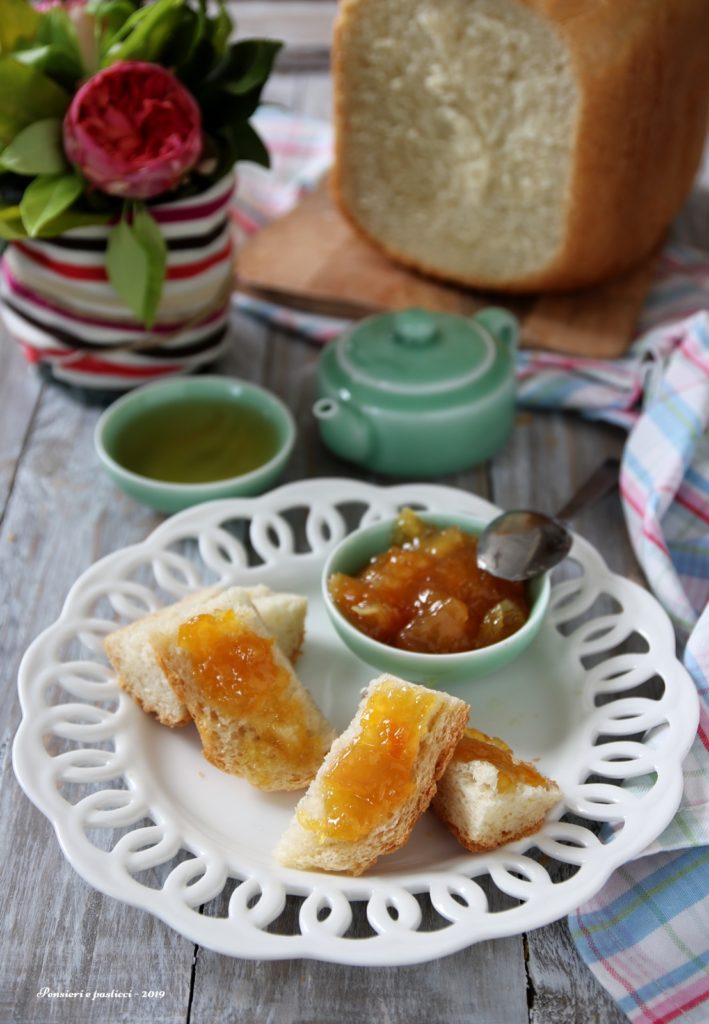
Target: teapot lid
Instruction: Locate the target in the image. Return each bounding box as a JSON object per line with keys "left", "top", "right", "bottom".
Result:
{"left": 336, "top": 308, "right": 498, "bottom": 395}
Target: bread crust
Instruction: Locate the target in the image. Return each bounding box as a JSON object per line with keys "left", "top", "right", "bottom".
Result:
{"left": 332, "top": 0, "right": 709, "bottom": 293}
{"left": 435, "top": 810, "right": 554, "bottom": 854}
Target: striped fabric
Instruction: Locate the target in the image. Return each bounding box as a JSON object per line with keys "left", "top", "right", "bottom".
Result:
{"left": 515, "top": 249, "right": 709, "bottom": 430}
{"left": 232, "top": 108, "right": 709, "bottom": 1024}
{"left": 0, "top": 174, "right": 236, "bottom": 389}
{"left": 568, "top": 315, "right": 709, "bottom": 1024}
{"left": 570, "top": 848, "right": 709, "bottom": 1024}
{"left": 620, "top": 316, "right": 709, "bottom": 633}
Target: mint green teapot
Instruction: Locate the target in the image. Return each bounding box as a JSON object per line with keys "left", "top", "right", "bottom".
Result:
{"left": 313, "top": 307, "right": 518, "bottom": 476}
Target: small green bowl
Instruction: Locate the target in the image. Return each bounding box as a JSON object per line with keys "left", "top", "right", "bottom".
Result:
{"left": 322, "top": 511, "right": 550, "bottom": 686}
{"left": 95, "top": 375, "right": 296, "bottom": 513}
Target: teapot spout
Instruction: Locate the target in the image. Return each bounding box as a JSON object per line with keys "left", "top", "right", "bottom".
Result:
{"left": 313, "top": 396, "right": 372, "bottom": 464}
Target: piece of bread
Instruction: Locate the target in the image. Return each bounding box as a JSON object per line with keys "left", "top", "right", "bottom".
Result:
{"left": 104, "top": 585, "right": 307, "bottom": 727}
{"left": 275, "top": 674, "right": 469, "bottom": 875}
{"left": 432, "top": 728, "right": 561, "bottom": 851}
{"left": 151, "top": 589, "right": 334, "bottom": 790}
{"left": 332, "top": 0, "right": 709, "bottom": 293}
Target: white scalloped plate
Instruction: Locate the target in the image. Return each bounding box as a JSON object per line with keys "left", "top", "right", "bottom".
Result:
{"left": 13, "top": 480, "right": 699, "bottom": 965}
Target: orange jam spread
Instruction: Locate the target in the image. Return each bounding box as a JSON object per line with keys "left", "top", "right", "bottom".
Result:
{"left": 453, "top": 728, "right": 550, "bottom": 793}
{"left": 298, "top": 683, "right": 437, "bottom": 842}
{"left": 328, "top": 509, "right": 529, "bottom": 654}
{"left": 176, "top": 609, "right": 319, "bottom": 769}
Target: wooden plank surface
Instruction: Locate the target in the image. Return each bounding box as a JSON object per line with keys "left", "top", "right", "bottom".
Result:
{"left": 0, "top": 339, "right": 42, "bottom": 521}
{"left": 2, "top": 10, "right": 705, "bottom": 1022}
{"left": 0, "top": 309, "right": 629, "bottom": 1024}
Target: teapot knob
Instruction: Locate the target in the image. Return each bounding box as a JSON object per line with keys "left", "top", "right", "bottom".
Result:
{"left": 393, "top": 308, "right": 440, "bottom": 348}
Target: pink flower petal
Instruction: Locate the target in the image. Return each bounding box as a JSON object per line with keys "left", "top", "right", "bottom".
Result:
{"left": 63, "top": 61, "right": 203, "bottom": 200}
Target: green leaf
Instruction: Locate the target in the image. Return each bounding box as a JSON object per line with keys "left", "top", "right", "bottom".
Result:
{"left": 0, "top": 57, "right": 70, "bottom": 145}
{"left": 90, "top": 0, "right": 138, "bottom": 55}
{"left": 0, "top": 204, "right": 26, "bottom": 240}
{"left": 35, "top": 9, "right": 88, "bottom": 81}
{"left": 34, "top": 207, "right": 111, "bottom": 235}
{"left": 102, "top": 0, "right": 183, "bottom": 65}
{"left": 19, "top": 171, "right": 83, "bottom": 236}
{"left": 0, "top": 0, "right": 41, "bottom": 54}
{"left": 215, "top": 86, "right": 264, "bottom": 125}
{"left": 227, "top": 40, "right": 282, "bottom": 96}
{"left": 160, "top": 6, "right": 205, "bottom": 73}
{"left": 204, "top": 39, "right": 282, "bottom": 96}
{"left": 106, "top": 218, "right": 149, "bottom": 323}
{"left": 173, "top": 36, "right": 217, "bottom": 94}
{"left": 131, "top": 205, "right": 166, "bottom": 328}
{"left": 205, "top": 118, "right": 272, "bottom": 181}
{"left": 12, "top": 44, "right": 83, "bottom": 87}
{"left": 106, "top": 207, "right": 166, "bottom": 328}
{"left": 87, "top": 0, "right": 138, "bottom": 17}
{"left": 230, "top": 121, "right": 271, "bottom": 168}
{"left": 210, "top": 1, "right": 232, "bottom": 55}
{"left": 0, "top": 118, "right": 66, "bottom": 175}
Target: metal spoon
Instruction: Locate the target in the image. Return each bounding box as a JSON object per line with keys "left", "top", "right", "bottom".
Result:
{"left": 477, "top": 457, "right": 620, "bottom": 581}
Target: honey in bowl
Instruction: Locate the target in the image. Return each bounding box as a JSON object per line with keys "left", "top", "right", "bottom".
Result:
{"left": 328, "top": 508, "right": 529, "bottom": 654}
{"left": 111, "top": 395, "right": 281, "bottom": 484}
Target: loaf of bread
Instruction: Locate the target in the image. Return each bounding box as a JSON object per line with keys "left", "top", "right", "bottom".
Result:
{"left": 275, "top": 674, "right": 469, "bottom": 875}
{"left": 104, "top": 584, "right": 307, "bottom": 728}
{"left": 150, "top": 589, "right": 333, "bottom": 790}
{"left": 333, "top": 0, "right": 709, "bottom": 292}
{"left": 432, "top": 728, "right": 561, "bottom": 851}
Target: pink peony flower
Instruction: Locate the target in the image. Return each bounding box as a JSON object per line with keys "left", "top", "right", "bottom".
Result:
{"left": 63, "top": 61, "right": 203, "bottom": 200}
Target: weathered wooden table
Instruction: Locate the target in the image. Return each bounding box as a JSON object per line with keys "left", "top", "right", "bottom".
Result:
{"left": 2, "top": 8, "right": 707, "bottom": 1022}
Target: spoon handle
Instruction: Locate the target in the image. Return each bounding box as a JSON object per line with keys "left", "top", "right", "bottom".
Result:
{"left": 556, "top": 457, "right": 620, "bottom": 521}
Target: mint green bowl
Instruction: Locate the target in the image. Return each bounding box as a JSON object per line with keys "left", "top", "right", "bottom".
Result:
{"left": 95, "top": 376, "right": 296, "bottom": 513}
{"left": 322, "top": 512, "right": 550, "bottom": 686}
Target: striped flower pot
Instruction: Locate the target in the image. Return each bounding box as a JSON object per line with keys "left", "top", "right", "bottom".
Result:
{"left": 0, "top": 173, "right": 235, "bottom": 390}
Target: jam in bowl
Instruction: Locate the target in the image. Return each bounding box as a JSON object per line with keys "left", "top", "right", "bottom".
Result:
{"left": 322, "top": 509, "right": 550, "bottom": 685}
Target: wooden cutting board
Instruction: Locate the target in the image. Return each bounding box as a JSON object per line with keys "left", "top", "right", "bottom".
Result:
{"left": 236, "top": 182, "right": 659, "bottom": 357}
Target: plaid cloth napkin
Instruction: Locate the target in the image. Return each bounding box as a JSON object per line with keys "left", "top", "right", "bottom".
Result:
{"left": 236, "top": 108, "right": 709, "bottom": 1023}
{"left": 568, "top": 318, "right": 709, "bottom": 1024}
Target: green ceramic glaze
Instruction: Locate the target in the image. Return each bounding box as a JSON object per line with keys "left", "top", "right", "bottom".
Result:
{"left": 95, "top": 376, "right": 296, "bottom": 513}
{"left": 314, "top": 306, "right": 518, "bottom": 476}
{"left": 322, "top": 511, "right": 550, "bottom": 687}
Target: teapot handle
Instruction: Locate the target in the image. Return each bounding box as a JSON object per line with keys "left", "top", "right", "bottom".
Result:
{"left": 471, "top": 307, "right": 518, "bottom": 353}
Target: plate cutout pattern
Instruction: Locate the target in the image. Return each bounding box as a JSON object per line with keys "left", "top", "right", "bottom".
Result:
{"left": 14, "top": 484, "right": 696, "bottom": 963}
